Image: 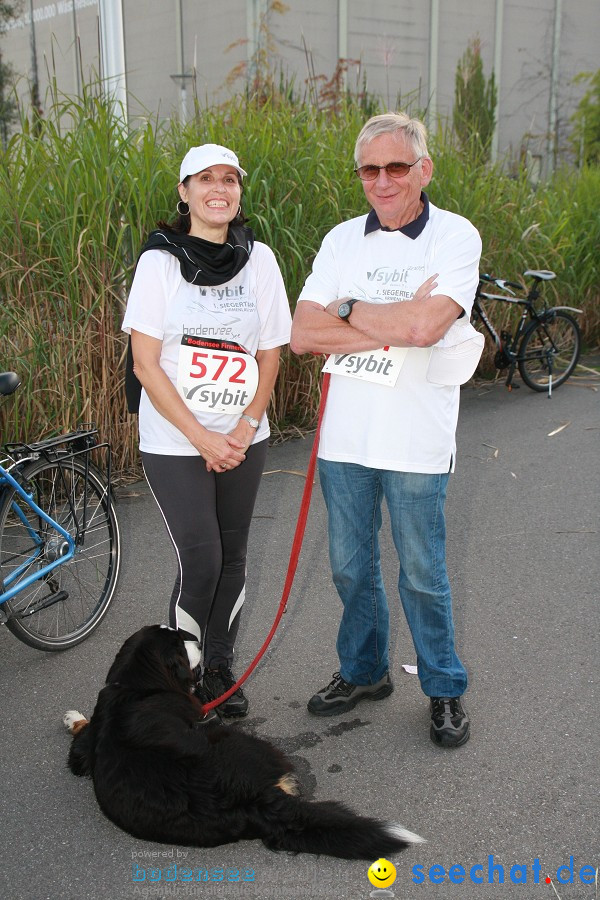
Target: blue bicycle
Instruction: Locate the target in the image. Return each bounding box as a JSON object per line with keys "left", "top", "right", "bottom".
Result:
{"left": 0, "top": 372, "right": 120, "bottom": 650}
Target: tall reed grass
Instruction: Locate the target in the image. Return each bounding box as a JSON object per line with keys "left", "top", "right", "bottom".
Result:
{"left": 1, "top": 88, "right": 598, "bottom": 475}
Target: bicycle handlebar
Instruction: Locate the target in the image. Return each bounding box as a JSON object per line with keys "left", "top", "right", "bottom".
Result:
{"left": 478, "top": 274, "right": 521, "bottom": 295}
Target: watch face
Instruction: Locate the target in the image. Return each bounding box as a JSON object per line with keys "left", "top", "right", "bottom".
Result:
{"left": 338, "top": 302, "right": 351, "bottom": 318}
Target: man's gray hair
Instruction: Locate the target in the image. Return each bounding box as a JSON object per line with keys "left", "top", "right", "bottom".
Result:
{"left": 354, "top": 112, "right": 429, "bottom": 165}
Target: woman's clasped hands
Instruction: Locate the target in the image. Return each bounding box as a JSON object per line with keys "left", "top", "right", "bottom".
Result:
{"left": 195, "top": 428, "right": 246, "bottom": 473}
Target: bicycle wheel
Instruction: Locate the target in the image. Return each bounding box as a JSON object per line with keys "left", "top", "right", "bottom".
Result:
{"left": 517, "top": 311, "right": 581, "bottom": 391}
{"left": 0, "top": 456, "right": 120, "bottom": 650}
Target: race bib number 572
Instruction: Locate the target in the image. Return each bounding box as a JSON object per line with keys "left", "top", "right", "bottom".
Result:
{"left": 177, "top": 336, "right": 259, "bottom": 414}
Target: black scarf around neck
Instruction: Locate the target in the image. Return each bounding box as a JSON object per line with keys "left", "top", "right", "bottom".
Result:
{"left": 139, "top": 224, "right": 254, "bottom": 285}
{"left": 125, "top": 224, "right": 255, "bottom": 413}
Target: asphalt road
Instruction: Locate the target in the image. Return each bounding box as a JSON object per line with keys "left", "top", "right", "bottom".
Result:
{"left": 1, "top": 372, "right": 598, "bottom": 900}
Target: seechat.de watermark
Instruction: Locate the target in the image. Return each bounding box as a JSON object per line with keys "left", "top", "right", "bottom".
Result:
{"left": 411, "top": 855, "right": 597, "bottom": 887}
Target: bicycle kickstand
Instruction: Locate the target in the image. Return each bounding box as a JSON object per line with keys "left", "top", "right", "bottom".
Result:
{"left": 545, "top": 350, "right": 554, "bottom": 398}
{"left": 504, "top": 362, "right": 520, "bottom": 391}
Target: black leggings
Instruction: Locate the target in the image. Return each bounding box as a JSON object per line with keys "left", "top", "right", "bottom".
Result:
{"left": 142, "top": 439, "right": 268, "bottom": 670}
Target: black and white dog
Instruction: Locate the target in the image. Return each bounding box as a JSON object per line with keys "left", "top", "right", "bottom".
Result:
{"left": 64, "top": 625, "right": 423, "bottom": 859}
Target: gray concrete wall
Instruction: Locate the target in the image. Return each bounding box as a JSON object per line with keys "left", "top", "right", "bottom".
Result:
{"left": 2, "top": 0, "right": 598, "bottom": 170}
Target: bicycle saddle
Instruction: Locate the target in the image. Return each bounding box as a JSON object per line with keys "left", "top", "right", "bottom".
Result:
{"left": 0, "top": 372, "right": 21, "bottom": 396}
{"left": 524, "top": 269, "right": 556, "bottom": 280}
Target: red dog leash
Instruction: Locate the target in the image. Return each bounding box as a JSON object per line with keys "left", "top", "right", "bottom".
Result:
{"left": 201, "top": 372, "right": 331, "bottom": 716}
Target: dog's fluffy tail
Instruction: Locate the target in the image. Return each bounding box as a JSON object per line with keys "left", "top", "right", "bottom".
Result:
{"left": 263, "top": 797, "right": 425, "bottom": 860}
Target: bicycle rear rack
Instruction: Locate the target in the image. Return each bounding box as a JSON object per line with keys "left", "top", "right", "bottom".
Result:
{"left": 2, "top": 423, "right": 115, "bottom": 536}
{"left": 4, "top": 423, "right": 99, "bottom": 461}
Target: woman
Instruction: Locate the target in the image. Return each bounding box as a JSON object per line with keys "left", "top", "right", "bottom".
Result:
{"left": 122, "top": 144, "right": 291, "bottom": 718}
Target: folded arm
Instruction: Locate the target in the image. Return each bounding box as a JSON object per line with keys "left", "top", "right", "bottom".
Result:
{"left": 290, "top": 274, "right": 455, "bottom": 354}
{"left": 290, "top": 301, "right": 382, "bottom": 355}
{"left": 327, "top": 291, "right": 463, "bottom": 348}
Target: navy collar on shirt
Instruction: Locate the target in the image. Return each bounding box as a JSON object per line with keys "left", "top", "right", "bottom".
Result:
{"left": 364, "top": 192, "right": 430, "bottom": 239}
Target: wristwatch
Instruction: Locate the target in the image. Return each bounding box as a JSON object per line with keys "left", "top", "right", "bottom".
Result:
{"left": 338, "top": 298, "right": 359, "bottom": 320}
{"left": 240, "top": 414, "right": 259, "bottom": 429}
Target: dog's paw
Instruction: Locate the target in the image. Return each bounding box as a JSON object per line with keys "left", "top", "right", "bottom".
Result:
{"left": 275, "top": 773, "right": 300, "bottom": 796}
{"left": 63, "top": 710, "right": 88, "bottom": 734}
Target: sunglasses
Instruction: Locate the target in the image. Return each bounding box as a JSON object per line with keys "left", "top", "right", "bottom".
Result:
{"left": 354, "top": 158, "right": 423, "bottom": 181}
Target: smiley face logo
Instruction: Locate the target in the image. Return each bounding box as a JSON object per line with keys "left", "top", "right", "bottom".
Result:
{"left": 367, "top": 858, "right": 397, "bottom": 888}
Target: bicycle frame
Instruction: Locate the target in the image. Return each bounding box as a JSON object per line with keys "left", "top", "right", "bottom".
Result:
{"left": 0, "top": 462, "right": 75, "bottom": 605}
{"left": 473, "top": 289, "right": 533, "bottom": 353}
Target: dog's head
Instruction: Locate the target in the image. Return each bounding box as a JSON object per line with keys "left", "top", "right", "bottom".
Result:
{"left": 105, "top": 626, "right": 195, "bottom": 694}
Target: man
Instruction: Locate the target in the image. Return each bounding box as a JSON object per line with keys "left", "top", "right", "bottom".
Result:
{"left": 290, "top": 112, "right": 483, "bottom": 748}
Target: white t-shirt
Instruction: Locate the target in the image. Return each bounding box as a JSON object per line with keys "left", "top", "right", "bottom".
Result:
{"left": 298, "top": 200, "right": 482, "bottom": 473}
{"left": 122, "top": 242, "right": 291, "bottom": 455}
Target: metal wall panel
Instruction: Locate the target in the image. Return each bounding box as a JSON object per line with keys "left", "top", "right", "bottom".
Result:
{"left": 123, "top": 1, "right": 177, "bottom": 119}
{"left": 3, "top": 0, "right": 100, "bottom": 111}
{"left": 436, "top": 0, "right": 497, "bottom": 128}
{"left": 268, "top": 0, "right": 339, "bottom": 99}
{"left": 349, "top": 0, "right": 431, "bottom": 111}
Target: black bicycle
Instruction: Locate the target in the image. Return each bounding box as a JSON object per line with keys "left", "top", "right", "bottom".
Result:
{"left": 472, "top": 270, "right": 582, "bottom": 395}
{"left": 0, "top": 372, "right": 121, "bottom": 650}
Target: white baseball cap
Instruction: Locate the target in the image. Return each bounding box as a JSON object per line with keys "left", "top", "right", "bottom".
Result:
{"left": 179, "top": 144, "right": 248, "bottom": 182}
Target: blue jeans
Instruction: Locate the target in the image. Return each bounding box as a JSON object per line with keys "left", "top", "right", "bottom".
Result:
{"left": 318, "top": 460, "right": 467, "bottom": 698}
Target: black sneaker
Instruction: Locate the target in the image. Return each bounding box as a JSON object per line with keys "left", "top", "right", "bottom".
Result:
{"left": 192, "top": 682, "right": 220, "bottom": 725}
{"left": 307, "top": 671, "right": 393, "bottom": 717}
{"left": 429, "top": 696, "right": 470, "bottom": 748}
{"left": 202, "top": 666, "right": 249, "bottom": 718}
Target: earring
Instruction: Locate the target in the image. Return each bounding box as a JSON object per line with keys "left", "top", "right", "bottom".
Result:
{"left": 177, "top": 200, "right": 189, "bottom": 216}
